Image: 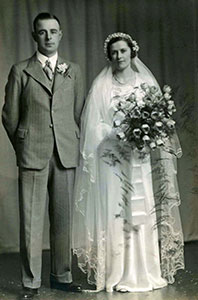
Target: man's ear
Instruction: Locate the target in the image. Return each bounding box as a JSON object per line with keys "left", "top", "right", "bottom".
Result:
{"left": 59, "top": 30, "right": 63, "bottom": 40}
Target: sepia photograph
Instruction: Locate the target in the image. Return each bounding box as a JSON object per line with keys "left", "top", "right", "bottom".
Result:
{"left": 0, "top": 0, "right": 197, "bottom": 299}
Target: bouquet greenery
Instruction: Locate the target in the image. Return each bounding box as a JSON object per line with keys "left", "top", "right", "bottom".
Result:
{"left": 112, "top": 83, "right": 176, "bottom": 157}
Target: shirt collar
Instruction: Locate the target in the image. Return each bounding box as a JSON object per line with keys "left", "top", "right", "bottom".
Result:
{"left": 36, "top": 51, "right": 58, "bottom": 72}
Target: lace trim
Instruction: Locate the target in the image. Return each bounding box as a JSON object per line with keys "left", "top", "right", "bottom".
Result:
{"left": 151, "top": 152, "right": 185, "bottom": 283}
{"left": 73, "top": 230, "right": 106, "bottom": 291}
{"left": 158, "top": 193, "right": 185, "bottom": 283}
{"left": 161, "top": 224, "right": 184, "bottom": 283}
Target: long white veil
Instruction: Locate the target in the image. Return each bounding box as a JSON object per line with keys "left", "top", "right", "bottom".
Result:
{"left": 72, "top": 57, "right": 184, "bottom": 290}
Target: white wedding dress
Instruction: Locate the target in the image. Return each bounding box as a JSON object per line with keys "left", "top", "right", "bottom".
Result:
{"left": 72, "top": 61, "right": 184, "bottom": 292}
{"left": 96, "top": 80, "right": 167, "bottom": 292}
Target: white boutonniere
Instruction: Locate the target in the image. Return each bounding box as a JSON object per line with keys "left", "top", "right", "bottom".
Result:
{"left": 56, "top": 63, "right": 69, "bottom": 76}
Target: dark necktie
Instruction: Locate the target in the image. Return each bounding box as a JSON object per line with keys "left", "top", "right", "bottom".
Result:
{"left": 43, "top": 60, "right": 53, "bottom": 81}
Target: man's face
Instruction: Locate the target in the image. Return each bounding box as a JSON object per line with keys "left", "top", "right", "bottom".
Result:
{"left": 32, "top": 19, "right": 62, "bottom": 57}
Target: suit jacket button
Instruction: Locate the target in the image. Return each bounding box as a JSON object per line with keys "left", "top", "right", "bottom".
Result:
{"left": 49, "top": 124, "right": 53, "bottom": 128}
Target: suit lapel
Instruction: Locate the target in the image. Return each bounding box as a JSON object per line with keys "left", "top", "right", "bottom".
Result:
{"left": 53, "top": 57, "right": 72, "bottom": 93}
{"left": 23, "top": 55, "right": 72, "bottom": 95}
{"left": 24, "top": 55, "right": 52, "bottom": 95}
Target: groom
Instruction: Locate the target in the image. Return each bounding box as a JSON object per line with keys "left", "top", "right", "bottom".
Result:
{"left": 2, "top": 12, "right": 84, "bottom": 299}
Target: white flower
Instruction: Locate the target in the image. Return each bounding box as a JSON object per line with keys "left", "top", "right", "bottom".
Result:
{"left": 114, "top": 119, "right": 122, "bottom": 127}
{"left": 132, "top": 40, "right": 139, "bottom": 52}
{"left": 124, "top": 101, "right": 132, "bottom": 110}
{"left": 155, "top": 91, "right": 163, "bottom": 99}
{"left": 151, "top": 111, "right": 159, "bottom": 120}
{"left": 119, "top": 100, "right": 127, "bottom": 109}
{"left": 133, "top": 128, "right": 142, "bottom": 138}
{"left": 129, "top": 93, "right": 136, "bottom": 101}
{"left": 143, "top": 135, "right": 150, "bottom": 142}
{"left": 128, "top": 102, "right": 137, "bottom": 110}
{"left": 141, "top": 124, "right": 150, "bottom": 134}
{"left": 142, "top": 111, "right": 150, "bottom": 119}
{"left": 133, "top": 108, "right": 141, "bottom": 118}
{"left": 167, "top": 102, "right": 176, "bottom": 113}
{"left": 150, "top": 142, "right": 156, "bottom": 149}
{"left": 120, "top": 124, "right": 129, "bottom": 131}
{"left": 163, "top": 85, "right": 172, "bottom": 93}
{"left": 56, "top": 63, "right": 69, "bottom": 75}
{"left": 166, "top": 119, "right": 175, "bottom": 129}
{"left": 158, "top": 131, "right": 167, "bottom": 139}
{"left": 167, "top": 100, "right": 174, "bottom": 106}
{"left": 117, "top": 132, "right": 125, "bottom": 139}
{"left": 164, "top": 92, "right": 171, "bottom": 100}
{"left": 140, "top": 83, "right": 149, "bottom": 90}
{"left": 158, "top": 109, "right": 165, "bottom": 118}
{"left": 156, "top": 139, "right": 164, "bottom": 146}
{"left": 133, "top": 86, "right": 147, "bottom": 103}
{"left": 162, "top": 117, "right": 169, "bottom": 123}
{"left": 150, "top": 86, "right": 159, "bottom": 94}
{"left": 112, "top": 97, "right": 121, "bottom": 111}
{"left": 115, "top": 110, "right": 125, "bottom": 120}
{"left": 137, "top": 100, "right": 145, "bottom": 108}
{"left": 155, "top": 121, "right": 163, "bottom": 129}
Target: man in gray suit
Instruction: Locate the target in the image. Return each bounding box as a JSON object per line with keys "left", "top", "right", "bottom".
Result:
{"left": 2, "top": 12, "right": 84, "bottom": 299}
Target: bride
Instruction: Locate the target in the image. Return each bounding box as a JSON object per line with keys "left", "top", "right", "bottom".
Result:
{"left": 72, "top": 32, "right": 184, "bottom": 293}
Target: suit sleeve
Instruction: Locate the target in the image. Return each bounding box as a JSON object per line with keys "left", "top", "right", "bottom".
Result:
{"left": 2, "top": 65, "right": 22, "bottom": 150}
{"left": 74, "top": 64, "right": 85, "bottom": 127}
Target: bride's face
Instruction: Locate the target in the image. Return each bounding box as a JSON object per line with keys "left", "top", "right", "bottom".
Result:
{"left": 110, "top": 40, "right": 131, "bottom": 71}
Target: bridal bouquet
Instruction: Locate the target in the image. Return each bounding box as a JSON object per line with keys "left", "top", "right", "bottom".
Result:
{"left": 112, "top": 83, "right": 176, "bottom": 157}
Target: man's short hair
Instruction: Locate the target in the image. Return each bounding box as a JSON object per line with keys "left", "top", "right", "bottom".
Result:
{"left": 33, "top": 12, "right": 61, "bottom": 32}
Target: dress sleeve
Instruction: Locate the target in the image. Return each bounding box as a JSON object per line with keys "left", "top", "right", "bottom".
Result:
{"left": 79, "top": 76, "right": 112, "bottom": 180}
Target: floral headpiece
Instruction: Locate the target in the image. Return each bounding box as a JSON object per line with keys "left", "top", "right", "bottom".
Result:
{"left": 104, "top": 32, "right": 139, "bottom": 60}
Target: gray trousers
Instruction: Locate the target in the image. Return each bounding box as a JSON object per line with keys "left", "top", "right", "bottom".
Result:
{"left": 18, "top": 149, "right": 75, "bottom": 288}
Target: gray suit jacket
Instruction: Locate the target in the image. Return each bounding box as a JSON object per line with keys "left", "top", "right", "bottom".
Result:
{"left": 2, "top": 54, "right": 84, "bottom": 169}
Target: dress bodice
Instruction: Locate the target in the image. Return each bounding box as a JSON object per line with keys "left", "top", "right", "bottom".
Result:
{"left": 108, "top": 76, "right": 144, "bottom": 124}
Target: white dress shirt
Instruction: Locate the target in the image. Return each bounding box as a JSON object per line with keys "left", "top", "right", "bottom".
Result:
{"left": 36, "top": 51, "right": 58, "bottom": 72}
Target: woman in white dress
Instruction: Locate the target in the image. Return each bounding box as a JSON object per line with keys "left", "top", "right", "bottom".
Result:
{"left": 73, "top": 33, "right": 184, "bottom": 293}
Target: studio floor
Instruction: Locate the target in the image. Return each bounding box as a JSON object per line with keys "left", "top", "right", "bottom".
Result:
{"left": 0, "top": 242, "right": 198, "bottom": 300}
